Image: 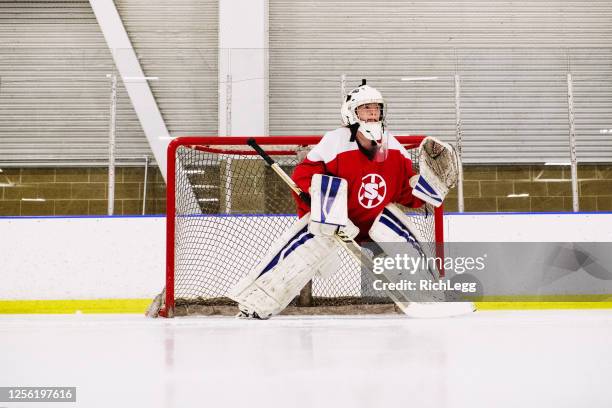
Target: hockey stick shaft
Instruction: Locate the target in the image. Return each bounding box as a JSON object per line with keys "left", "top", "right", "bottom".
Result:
{"left": 246, "top": 138, "right": 312, "bottom": 205}
{"left": 246, "top": 138, "right": 413, "bottom": 314}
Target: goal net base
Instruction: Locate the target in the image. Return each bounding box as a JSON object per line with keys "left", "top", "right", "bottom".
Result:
{"left": 172, "top": 297, "right": 401, "bottom": 317}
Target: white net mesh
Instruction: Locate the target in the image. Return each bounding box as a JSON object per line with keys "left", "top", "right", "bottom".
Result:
{"left": 169, "top": 137, "right": 441, "bottom": 310}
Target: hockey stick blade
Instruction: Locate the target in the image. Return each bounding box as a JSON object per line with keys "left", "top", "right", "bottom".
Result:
{"left": 403, "top": 301, "right": 476, "bottom": 319}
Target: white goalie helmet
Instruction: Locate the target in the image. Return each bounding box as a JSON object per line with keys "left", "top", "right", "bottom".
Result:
{"left": 341, "top": 80, "right": 387, "bottom": 142}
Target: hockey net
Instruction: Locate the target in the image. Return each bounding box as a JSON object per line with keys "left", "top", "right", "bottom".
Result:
{"left": 156, "top": 136, "right": 444, "bottom": 317}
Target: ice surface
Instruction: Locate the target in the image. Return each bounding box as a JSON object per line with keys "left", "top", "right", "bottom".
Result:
{"left": 1, "top": 310, "right": 611, "bottom": 408}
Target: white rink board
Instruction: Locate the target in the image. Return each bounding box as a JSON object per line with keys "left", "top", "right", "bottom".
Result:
{"left": 1, "top": 212, "right": 612, "bottom": 300}
{"left": 0, "top": 216, "right": 165, "bottom": 300}
{"left": 445, "top": 212, "right": 612, "bottom": 242}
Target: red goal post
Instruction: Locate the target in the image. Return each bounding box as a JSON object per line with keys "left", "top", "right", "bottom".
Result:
{"left": 160, "top": 135, "right": 444, "bottom": 317}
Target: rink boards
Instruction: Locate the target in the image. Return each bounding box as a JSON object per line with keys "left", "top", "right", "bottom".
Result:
{"left": 1, "top": 212, "right": 612, "bottom": 313}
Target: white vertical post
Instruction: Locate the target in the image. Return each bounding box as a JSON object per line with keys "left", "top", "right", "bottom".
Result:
{"left": 107, "top": 73, "right": 118, "bottom": 216}
{"left": 142, "top": 155, "right": 149, "bottom": 215}
{"left": 567, "top": 72, "right": 579, "bottom": 212}
{"left": 224, "top": 73, "right": 233, "bottom": 214}
{"left": 218, "top": 0, "right": 266, "bottom": 137}
{"left": 226, "top": 73, "right": 232, "bottom": 136}
{"left": 454, "top": 74, "right": 465, "bottom": 213}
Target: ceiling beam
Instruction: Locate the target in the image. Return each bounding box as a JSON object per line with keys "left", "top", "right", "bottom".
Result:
{"left": 89, "top": 0, "right": 171, "bottom": 181}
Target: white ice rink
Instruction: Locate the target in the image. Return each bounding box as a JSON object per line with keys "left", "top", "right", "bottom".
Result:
{"left": 1, "top": 310, "right": 612, "bottom": 408}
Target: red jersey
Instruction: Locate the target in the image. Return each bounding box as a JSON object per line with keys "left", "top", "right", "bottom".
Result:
{"left": 292, "top": 127, "right": 423, "bottom": 242}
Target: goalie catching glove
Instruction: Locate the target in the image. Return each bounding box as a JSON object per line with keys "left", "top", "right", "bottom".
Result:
{"left": 411, "top": 137, "right": 460, "bottom": 207}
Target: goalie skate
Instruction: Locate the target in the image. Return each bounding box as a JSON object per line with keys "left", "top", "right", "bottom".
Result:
{"left": 236, "top": 306, "right": 266, "bottom": 320}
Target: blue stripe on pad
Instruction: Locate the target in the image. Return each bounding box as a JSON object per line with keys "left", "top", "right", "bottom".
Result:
{"left": 415, "top": 177, "right": 443, "bottom": 203}
{"left": 320, "top": 175, "right": 329, "bottom": 223}
{"left": 379, "top": 216, "right": 416, "bottom": 245}
{"left": 415, "top": 184, "right": 443, "bottom": 203}
{"left": 380, "top": 208, "right": 425, "bottom": 256}
{"left": 259, "top": 225, "right": 314, "bottom": 277}
{"left": 325, "top": 177, "right": 341, "bottom": 219}
{"left": 417, "top": 176, "right": 437, "bottom": 195}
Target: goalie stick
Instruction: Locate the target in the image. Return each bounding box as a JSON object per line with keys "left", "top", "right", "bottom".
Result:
{"left": 246, "top": 138, "right": 475, "bottom": 318}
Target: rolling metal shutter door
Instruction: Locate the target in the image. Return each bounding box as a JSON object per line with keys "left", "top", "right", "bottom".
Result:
{"left": 0, "top": 0, "right": 123, "bottom": 166}
{"left": 114, "top": 0, "right": 218, "bottom": 138}
{"left": 0, "top": 0, "right": 217, "bottom": 167}
{"left": 269, "top": 1, "right": 612, "bottom": 163}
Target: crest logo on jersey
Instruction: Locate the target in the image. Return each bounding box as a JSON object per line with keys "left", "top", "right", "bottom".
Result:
{"left": 358, "top": 173, "right": 387, "bottom": 209}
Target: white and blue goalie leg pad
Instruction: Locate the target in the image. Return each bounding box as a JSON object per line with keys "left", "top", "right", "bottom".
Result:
{"left": 228, "top": 214, "right": 340, "bottom": 319}
{"left": 369, "top": 203, "right": 475, "bottom": 316}
{"left": 369, "top": 204, "right": 443, "bottom": 303}
{"left": 313, "top": 250, "right": 342, "bottom": 280}
{"left": 369, "top": 204, "right": 438, "bottom": 278}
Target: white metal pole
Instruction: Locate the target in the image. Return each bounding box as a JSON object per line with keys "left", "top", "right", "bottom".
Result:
{"left": 566, "top": 73, "right": 579, "bottom": 212}
{"left": 225, "top": 73, "right": 233, "bottom": 213}
{"left": 226, "top": 73, "right": 232, "bottom": 136}
{"left": 142, "top": 155, "right": 149, "bottom": 215}
{"left": 454, "top": 74, "right": 465, "bottom": 213}
{"left": 107, "top": 73, "right": 118, "bottom": 216}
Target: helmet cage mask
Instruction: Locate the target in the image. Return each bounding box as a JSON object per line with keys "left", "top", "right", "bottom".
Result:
{"left": 341, "top": 83, "right": 388, "bottom": 161}
{"left": 341, "top": 85, "right": 387, "bottom": 139}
